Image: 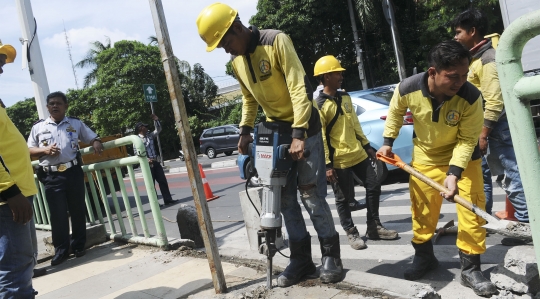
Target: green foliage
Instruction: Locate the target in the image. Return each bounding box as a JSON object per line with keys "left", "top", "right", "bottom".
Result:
{"left": 68, "top": 40, "right": 219, "bottom": 159}
{"left": 6, "top": 98, "right": 38, "bottom": 139}
{"left": 249, "top": 0, "right": 503, "bottom": 89}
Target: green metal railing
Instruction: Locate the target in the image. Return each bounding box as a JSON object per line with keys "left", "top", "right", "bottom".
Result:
{"left": 496, "top": 9, "right": 540, "bottom": 268}
{"left": 32, "top": 135, "right": 169, "bottom": 248}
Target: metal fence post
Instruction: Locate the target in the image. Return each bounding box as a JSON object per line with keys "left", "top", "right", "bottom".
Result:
{"left": 496, "top": 9, "right": 540, "bottom": 270}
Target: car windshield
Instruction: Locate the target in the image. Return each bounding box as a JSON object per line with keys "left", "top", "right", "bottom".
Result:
{"left": 361, "top": 90, "right": 394, "bottom": 106}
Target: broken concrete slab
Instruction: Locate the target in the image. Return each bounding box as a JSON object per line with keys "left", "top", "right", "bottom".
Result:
{"left": 491, "top": 246, "right": 539, "bottom": 294}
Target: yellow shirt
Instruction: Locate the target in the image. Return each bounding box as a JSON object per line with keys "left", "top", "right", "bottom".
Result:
{"left": 232, "top": 26, "right": 318, "bottom": 139}
{"left": 383, "top": 72, "right": 483, "bottom": 177}
{"left": 317, "top": 92, "right": 370, "bottom": 169}
{"left": 468, "top": 40, "right": 504, "bottom": 128}
{"left": 0, "top": 106, "right": 38, "bottom": 199}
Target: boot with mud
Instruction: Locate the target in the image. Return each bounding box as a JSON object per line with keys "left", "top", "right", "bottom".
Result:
{"left": 346, "top": 226, "right": 367, "bottom": 250}
{"left": 459, "top": 251, "right": 498, "bottom": 297}
{"left": 277, "top": 234, "right": 317, "bottom": 288}
{"left": 319, "top": 233, "right": 344, "bottom": 283}
{"left": 365, "top": 220, "right": 399, "bottom": 240}
{"left": 404, "top": 241, "right": 439, "bottom": 281}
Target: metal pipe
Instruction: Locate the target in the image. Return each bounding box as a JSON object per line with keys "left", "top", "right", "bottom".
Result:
{"left": 115, "top": 166, "right": 138, "bottom": 236}
{"left": 128, "top": 165, "right": 150, "bottom": 238}
{"left": 105, "top": 169, "right": 126, "bottom": 235}
{"left": 496, "top": 9, "right": 540, "bottom": 272}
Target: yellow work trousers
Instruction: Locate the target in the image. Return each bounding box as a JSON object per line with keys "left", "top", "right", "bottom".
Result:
{"left": 409, "top": 159, "right": 486, "bottom": 254}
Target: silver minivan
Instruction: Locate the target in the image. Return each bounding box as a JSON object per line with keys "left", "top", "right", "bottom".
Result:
{"left": 199, "top": 124, "right": 240, "bottom": 159}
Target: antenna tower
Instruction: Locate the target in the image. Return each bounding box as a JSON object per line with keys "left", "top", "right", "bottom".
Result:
{"left": 63, "top": 20, "right": 79, "bottom": 89}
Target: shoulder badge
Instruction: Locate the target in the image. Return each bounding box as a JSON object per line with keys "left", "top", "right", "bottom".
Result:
{"left": 67, "top": 116, "right": 80, "bottom": 120}
{"left": 33, "top": 119, "right": 44, "bottom": 125}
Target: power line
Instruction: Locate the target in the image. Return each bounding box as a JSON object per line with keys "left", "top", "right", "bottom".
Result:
{"left": 63, "top": 20, "right": 79, "bottom": 89}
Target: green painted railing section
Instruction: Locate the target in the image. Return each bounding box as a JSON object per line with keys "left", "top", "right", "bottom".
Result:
{"left": 496, "top": 9, "right": 540, "bottom": 269}
{"left": 32, "top": 135, "right": 169, "bottom": 248}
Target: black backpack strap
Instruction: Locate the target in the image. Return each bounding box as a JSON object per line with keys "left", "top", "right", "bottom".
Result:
{"left": 317, "top": 93, "right": 343, "bottom": 167}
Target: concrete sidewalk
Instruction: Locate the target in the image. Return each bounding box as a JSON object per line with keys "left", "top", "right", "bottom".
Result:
{"left": 33, "top": 241, "right": 395, "bottom": 299}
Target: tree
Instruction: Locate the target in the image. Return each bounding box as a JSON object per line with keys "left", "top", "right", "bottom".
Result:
{"left": 75, "top": 37, "right": 112, "bottom": 88}
{"left": 6, "top": 98, "right": 38, "bottom": 139}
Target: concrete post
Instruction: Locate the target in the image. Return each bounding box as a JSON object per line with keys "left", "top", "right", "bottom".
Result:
{"left": 496, "top": 9, "right": 540, "bottom": 272}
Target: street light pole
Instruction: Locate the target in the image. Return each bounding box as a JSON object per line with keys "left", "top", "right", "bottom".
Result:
{"left": 147, "top": 0, "right": 227, "bottom": 294}
{"left": 15, "top": 0, "right": 49, "bottom": 119}
{"left": 347, "top": 0, "right": 368, "bottom": 90}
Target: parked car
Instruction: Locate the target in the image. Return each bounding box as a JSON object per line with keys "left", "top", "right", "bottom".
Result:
{"left": 349, "top": 84, "right": 414, "bottom": 172}
{"left": 199, "top": 124, "right": 240, "bottom": 159}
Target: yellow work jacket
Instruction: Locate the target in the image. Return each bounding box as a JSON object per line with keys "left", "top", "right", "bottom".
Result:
{"left": 316, "top": 91, "right": 370, "bottom": 169}
{"left": 232, "top": 26, "right": 319, "bottom": 139}
{"left": 468, "top": 40, "right": 504, "bottom": 128}
{"left": 0, "top": 106, "right": 38, "bottom": 199}
{"left": 383, "top": 72, "right": 483, "bottom": 177}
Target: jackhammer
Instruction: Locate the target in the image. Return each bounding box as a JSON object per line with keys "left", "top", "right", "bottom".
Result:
{"left": 246, "top": 121, "right": 309, "bottom": 289}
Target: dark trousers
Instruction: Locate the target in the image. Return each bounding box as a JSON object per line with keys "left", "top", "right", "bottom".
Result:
{"left": 150, "top": 160, "right": 173, "bottom": 202}
{"left": 331, "top": 157, "right": 381, "bottom": 231}
{"left": 39, "top": 165, "right": 86, "bottom": 257}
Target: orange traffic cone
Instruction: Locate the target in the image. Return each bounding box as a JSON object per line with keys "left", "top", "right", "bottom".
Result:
{"left": 495, "top": 195, "right": 518, "bottom": 221}
{"left": 198, "top": 164, "right": 219, "bottom": 202}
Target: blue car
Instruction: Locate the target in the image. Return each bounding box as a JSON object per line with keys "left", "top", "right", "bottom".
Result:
{"left": 349, "top": 84, "right": 414, "bottom": 172}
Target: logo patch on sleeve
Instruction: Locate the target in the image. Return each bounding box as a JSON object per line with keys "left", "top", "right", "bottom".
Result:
{"left": 259, "top": 60, "right": 272, "bottom": 81}
{"left": 445, "top": 110, "right": 461, "bottom": 126}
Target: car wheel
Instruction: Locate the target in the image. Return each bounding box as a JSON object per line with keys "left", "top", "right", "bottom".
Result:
{"left": 206, "top": 147, "right": 216, "bottom": 159}
{"left": 224, "top": 151, "right": 233, "bottom": 156}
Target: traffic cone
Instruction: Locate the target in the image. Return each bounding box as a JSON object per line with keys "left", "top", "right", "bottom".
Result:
{"left": 495, "top": 195, "right": 518, "bottom": 221}
{"left": 198, "top": 164, "right": 219, "bottom": 202}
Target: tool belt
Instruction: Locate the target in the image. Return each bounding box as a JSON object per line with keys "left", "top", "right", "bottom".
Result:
{"left": 42, "top": 159, "right": 78, "bottom": 173}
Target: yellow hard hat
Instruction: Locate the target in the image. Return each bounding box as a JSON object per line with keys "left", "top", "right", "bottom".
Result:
{"left": 196, "top": 3, "right": 238, "bottom": 52}
{"left": 314, "top": 55, "right": 345, "bottom": 76}
{"left": 0, "top": 41, "right": 16, "bottom": 63}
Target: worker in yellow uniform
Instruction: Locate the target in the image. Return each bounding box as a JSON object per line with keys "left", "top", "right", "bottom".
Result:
{"left": 196, "top": 3, "right": 343, "bottom": 286}
{"left": 314, "top": 55, "right": 398, "bottom": 251}
{"left": 452, "top": 9, "right": 529, "bottom": 233}
{"left": 377, "top": 40, "right": 497, "bottom": 297}
{"left": 0, "top": 41, "right": 40, "bottom": 297}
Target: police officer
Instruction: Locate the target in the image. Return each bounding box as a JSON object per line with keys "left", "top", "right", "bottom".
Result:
{"left": 28, "top": 91, "right": 103, "bottom": 266}
{"left": 134, "top": 114, "right": 175, "bottom": 205}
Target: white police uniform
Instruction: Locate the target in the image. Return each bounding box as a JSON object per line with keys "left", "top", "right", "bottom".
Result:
{"left": 27, "top": 116, "right": 98, "bottom": 260}
{"left": 28, "top": 116, "right": 98, "bottom": 168}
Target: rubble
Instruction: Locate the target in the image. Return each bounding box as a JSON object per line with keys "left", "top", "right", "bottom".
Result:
{"left": 413, "top": 284, "right": 441, "bottom": 299}
{"left": 491, "top": 246, "right": 539, "bottom": 294}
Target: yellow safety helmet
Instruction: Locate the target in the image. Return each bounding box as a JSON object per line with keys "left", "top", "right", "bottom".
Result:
{"left": 0, "top": 41, "right": 16, "bottom": 63}
{"left": 196, "top": 3, "right": 238, "bottom": 52}
{"left": 314, "top": 55, "right": 345, "bottom": 76}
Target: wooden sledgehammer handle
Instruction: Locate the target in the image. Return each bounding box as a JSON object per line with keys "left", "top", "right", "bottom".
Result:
{"left": 376, "top": 153, "right": 492, "bottom": 222}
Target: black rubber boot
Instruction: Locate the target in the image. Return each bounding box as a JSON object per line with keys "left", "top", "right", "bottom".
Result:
{"left": 459, "top": 251, "right": 498, "bottom": 297}
{"left": 277, "top": 234, "right": 317, "bottom": 287}
{"left": 404, "top": 241, "right": 439, "bottom": 281}
{"left": 319, "top": 233, "right": 344, "bottom": 283}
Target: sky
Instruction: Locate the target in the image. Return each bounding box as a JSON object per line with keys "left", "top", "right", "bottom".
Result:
{"left": 0, "top": 0, "right": 257, "bottom": 108}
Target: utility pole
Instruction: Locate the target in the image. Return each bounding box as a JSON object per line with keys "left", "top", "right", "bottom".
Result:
{"left": 16, "top": 0, "right": 49, "bottom": 119}
{"left": 347, "top": 0, "right": 368, "bottom": 90}
{"left": 382, "top": 0, "right": 407, "bottom": 80}
{"left": 147, "top": 0, "right": 227, "bottom": 294}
